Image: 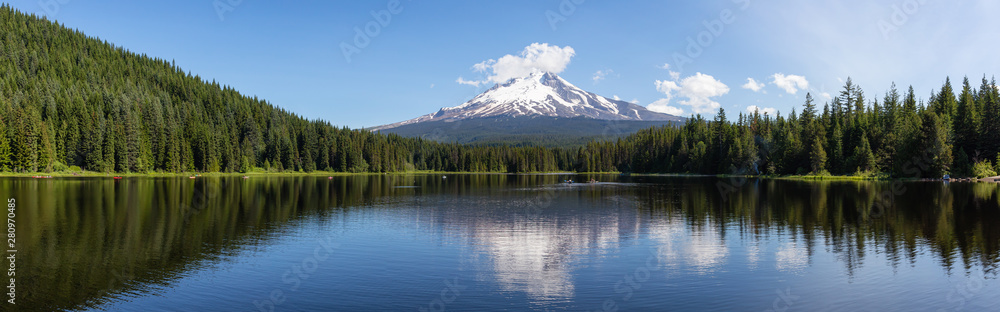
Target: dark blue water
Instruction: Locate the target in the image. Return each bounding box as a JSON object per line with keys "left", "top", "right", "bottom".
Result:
{"left": 9, "top": 175, "right": 1000, "bottom": 311}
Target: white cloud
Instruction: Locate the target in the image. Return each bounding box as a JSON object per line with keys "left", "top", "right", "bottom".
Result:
{"left": 458, "top": 43, "right": 576, "bottom": 86}
{"left": 742, "top": 78, "right": 765, "bottom": 92}
{"left": 456, "top": 77, "right": 482, "bottom": 87}
{"left": 473, "top": 60, "right": 493, "bottom": 73}
{"left": 613, "top": 95, "right": 621, "bottom": 101}
{"left": 661, "top": 63, "right": 680, "bottom": 80}
{"left": 593, "top": 69, "right": 615, "bottom": 83}
{"left": 656, "top": 80, "right": 680, "bottom": 96}
{"left": 430, "top": 84, "right": 435, "bottom": 88}
{"left": 746, "top": 105, "right": 777, "bottom": 116}
{"left": 650, "top": 72, "right": 729, "bottom": 115}
{"left": 772, "top": 73, "right": 809, "bottom": 94}
{"left": 648, "top": 99, "right": 684, "bottom": 116}
{"left": 818, "top": 92, "right": 832, "bottom": 101}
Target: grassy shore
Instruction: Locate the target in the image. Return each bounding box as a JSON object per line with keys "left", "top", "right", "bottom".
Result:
{"left": 777, "top": 174, "right": 889, "bottom": 181}
{"left": 1, "top": 170, "right": 985, "bottom": 182}
{"left": 627, "top": 172, "right": 899, "bottom": 181}
{"left": 0, "top": 170, "right": 582, "bottom": 178}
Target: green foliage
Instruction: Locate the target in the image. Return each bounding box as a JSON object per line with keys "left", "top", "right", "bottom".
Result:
{"left": 576, "top": 75, "right": 997, "bottom": 178}
{"left": 239, "top": 156, "right": 252, "bottom": 173}
{"left": 2, "top": 6, "right": 998, "bottom": 178}
{"left": 972, "top": 159, "right": 997, "bottom": 178}
{"left": 52, "top": 161, "right": 69, "bottom": 172}
{"left": 0, "top": 7, "right": 576, "bottom": 174}
{"left": 852, "top": 135, "right": 876, "bottom": 172}
{"left": 918, "top": 110, "right": 953, "bottom": 178}
{"left": 810, "top": 137, "right": 827, "bottom": 174}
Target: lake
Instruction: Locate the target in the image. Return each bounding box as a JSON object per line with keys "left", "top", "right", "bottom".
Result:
{"left": 9, "top": 174, "right": 1000, "bottom": 311}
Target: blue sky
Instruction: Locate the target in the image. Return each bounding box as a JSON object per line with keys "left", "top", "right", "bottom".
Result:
{"left": 9, "top": 0, "right": 1000, "bottom": 127}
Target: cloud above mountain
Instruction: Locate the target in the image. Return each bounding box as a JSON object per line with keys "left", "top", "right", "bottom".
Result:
{"left": 457, "top": 43, "right": 576, "bottom": 87}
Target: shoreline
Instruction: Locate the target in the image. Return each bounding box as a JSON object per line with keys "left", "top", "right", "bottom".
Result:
{"left": 0, "top": 170, "right": 581, "bottom": 178}
{"left": 4, "top": 171, "right": 998, "bottom": 183}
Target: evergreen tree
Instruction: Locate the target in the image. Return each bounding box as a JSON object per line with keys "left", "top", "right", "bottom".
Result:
{"left": 933, "top": 77, "right": 958, "bottom": 126}
{"left": 978, "top": 77, "right": 1000, "bottom": 156}
{"left": 810, "top": 136, "right": 827, "bottom": 174}
{"left": 0, "top": 116, "right": 11, "bottom": 171}
{"left": 852, "top": 135, "right": 876, "bottom": 172}
{"left": 954, "top": 77, "right": 980, "bottom": 158}
{"left": 919, "top": 110, "right": 953, "bottom": 178}
{"left": 0, "top": 6, "right": 996, "bottom": 178}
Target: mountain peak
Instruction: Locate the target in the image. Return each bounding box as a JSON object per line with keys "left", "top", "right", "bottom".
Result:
{"left": 373, "top": 72, "right": 681, "bottom": 130}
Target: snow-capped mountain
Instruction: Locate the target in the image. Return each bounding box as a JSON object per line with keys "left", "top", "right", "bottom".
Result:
{"left": 373, "top": 71, "right": 680, "bottom": 131}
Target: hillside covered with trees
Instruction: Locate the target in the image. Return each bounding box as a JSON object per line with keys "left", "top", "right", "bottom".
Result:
{"left": 577, "top": 78, "right": 1000, "bottom": 178}
{"left": 2, "top": 5, "right": 997, "bottom": 178}
{"left": 0, "top": 6, "right": 574, "bottom": 174}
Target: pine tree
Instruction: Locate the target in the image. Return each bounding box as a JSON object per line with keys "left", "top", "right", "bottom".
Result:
{"left": 954, "top": 77, "right": 980, "bottom": 158}
{"left": 979, "top": 77, "right": 1000, "bottom": 156}
{"left": 853, "top": 135, "right": 876, "bottom": 172}
{"left": 0, "top": 116, "right": 11, "bottom": 172}
{"left": 801, "top": 93, "right": 817, "bottom": 128}
{"left": 828, "top": 122, "right": 844, "bottom": 173}
{"left": 919, "top": 110, "right": 953, "bottom": 178}
{"left": 934, "top": 77, "right": 958, "bottom": 127}
{"left": 810, "top": 136, "right": 827, "bottom": 174}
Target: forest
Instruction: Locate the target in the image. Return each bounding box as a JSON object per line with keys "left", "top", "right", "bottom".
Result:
{"left": 2, "top": 5, "right": 998, "bottom": 178}
{"left": 580, "top": 77, "right": 1000, "bottom": 179}
{"left": 0, "top": 6, "right": 573, "bottom": 174}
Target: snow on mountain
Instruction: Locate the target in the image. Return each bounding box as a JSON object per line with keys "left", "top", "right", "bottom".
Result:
{"left": 373, "top": 71, "right": 680, "bottom": 130}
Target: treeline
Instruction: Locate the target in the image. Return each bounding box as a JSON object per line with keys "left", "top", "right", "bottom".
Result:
{"left": 0, "top": 6, "right": 574, "bottom": 174}
{"left": 580, "top": 77, "right": 1000, "bottom": 178}
{"left": 4, "top": 5, "right": 999, "bottom": 178}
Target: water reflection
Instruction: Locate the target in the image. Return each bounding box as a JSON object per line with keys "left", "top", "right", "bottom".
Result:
{"left": 462, "top": 184, "right": 641, "bottom": 301}
{"left": 473, "top": 220, "right": 579, "bottom": 300}
{"left": 8, "top": 175, "right": 1000, "bottom": 310}
{"left": 775, "top": 241, "right": 809, "bottom": 272}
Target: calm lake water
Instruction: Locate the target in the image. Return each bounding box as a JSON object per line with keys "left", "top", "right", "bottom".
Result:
{"left": 9, "top": 174, "right": 1000, "bottom": 311}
